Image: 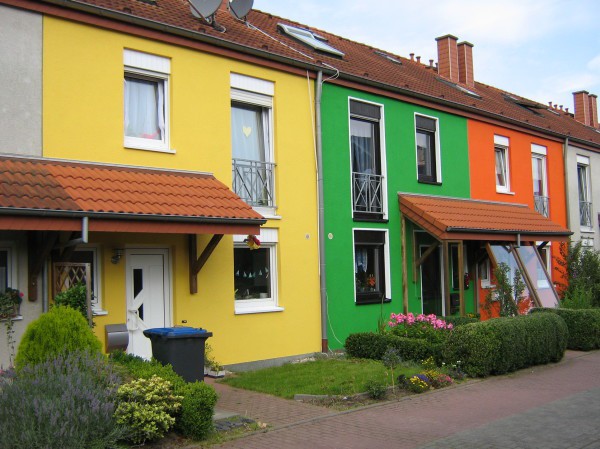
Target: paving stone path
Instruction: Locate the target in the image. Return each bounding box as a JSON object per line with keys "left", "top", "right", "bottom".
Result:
{"left": 208, "top": 350, "right": 600, "bottom": 449}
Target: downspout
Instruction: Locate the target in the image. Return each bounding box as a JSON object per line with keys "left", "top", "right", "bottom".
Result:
{"left": 563, "top": 137, "right": 571, "bottom": 230}
{"left": 316, "top": 70, "right": 328, "bottom": 353}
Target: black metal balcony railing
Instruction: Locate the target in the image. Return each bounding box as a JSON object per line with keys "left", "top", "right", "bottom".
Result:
{"left": 353, "top": 172, "right": 383, "bottom": 215}
{"left": 232, "top": 158, "right": 275, "bottom": 208}
{"left": 580, "top": 201, "right": 593, "bottom": 227}
{"left": 534, "top": 194, "right": 549, "bottom": 217}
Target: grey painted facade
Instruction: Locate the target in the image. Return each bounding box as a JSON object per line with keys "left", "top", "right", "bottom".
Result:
{"left": 0, "top": 5, "right": 42, "bottom": 155}
{"left": 566, "top": 143, "right": 600, "bottom": 250}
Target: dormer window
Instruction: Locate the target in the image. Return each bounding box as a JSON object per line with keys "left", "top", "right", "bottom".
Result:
{"left": 278, "top": 23, "right": 344, "bottom": 57}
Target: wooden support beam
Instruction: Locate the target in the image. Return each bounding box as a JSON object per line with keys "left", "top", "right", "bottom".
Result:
{"left": 443, "top": 241, "right": 450, "bottom": 316}
{"left": 458, "top": 241, "right": 465, "bottom": 316}
{"left": 189, "top": 234, "right": 224, "bottom": 294}
{"left": 401, "top": 216, "right": 409, "bottom": 314}
{"left": 28, "top": 231, "right": 58, "bottom": 302}
{"left": 415, "top": 241, "right": 440, "bottom": 269}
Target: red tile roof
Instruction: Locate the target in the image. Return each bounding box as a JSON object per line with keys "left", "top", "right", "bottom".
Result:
{"left": 398, "top": 193, "right": 571, "bottom": 242}
{"left": 32, "top": 0, "right": 600, "bottom": 150}
{"left": 0, "top": 155, "right": 264, "bottom": 234}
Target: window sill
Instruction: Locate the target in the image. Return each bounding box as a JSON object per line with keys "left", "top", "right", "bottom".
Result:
{"left": 580, "top": 227, "right": 595, "bottom": 234}
{"left": 0, "top": 315, "right": 23, "bottom": 322}
{"left": 253, "top": 206, "right": 280, "bottom": 220}
{"left": 352, "top": 216, "right": 388, "bottom": 224}
{"left": 235, "top": 306, "right": 284, "bottom": 315}
{"left": 92, "top": 309, "right": 109, "bottom": 316}
{"left": 355, "top": 297, "right": 391, "bottom": 306}
{"left": 496, "top": 189, "right": 515, "bottom": 195}
{"left": 125, "top": 144, "right": 176, "bottom": 154}
{"left": 417, "top": 180, "right": 442, "bottom": 186}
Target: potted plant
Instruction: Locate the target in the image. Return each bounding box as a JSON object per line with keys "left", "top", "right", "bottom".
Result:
{"left": 0, "top": 287, "right": 23, "bottom": 367}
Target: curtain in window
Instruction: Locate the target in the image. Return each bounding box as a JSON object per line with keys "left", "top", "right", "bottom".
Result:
{"left": 578, "top": 165, "right": 588, "bottom": 202}
{"left": 231, "top": 105, "right": 266, "bottom": 161}
{"left": 351, "top": 119, "right": 375, "bottom": 174}
{"left": 355, "top": 247, "right": 368, "bottom": 274}
{"left": 416, "top": 132, "right": 433, "bottom": 177}
{"left": 495, "top": 148, "right": 506, "bottom": 187}
{"left": 124, "top": 77, "right": 164, "bottom": 140}
{"left": 532, "top": 157, "right": 544, "bottom": 196}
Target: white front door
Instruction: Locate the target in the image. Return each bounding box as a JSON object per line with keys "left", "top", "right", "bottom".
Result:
{"left": 125, "top": 249, "right": 171, "bottom": 359}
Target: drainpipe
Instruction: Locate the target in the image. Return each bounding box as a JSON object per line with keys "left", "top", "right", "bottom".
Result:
{"left": 316, "top": 70, "right": 328, "bottom": 353}
{"left": 563, "top": 137, "right": 571, "bottom": 230}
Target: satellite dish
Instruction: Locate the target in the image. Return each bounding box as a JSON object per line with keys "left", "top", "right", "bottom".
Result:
{"left": 189, "top": 0, "right": 221, "bottom": 20}
{"left": 228, "top": 0, "right": 253, "bottom": 20}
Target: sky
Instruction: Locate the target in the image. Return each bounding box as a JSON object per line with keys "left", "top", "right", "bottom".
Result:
{"left": 253, "top": 0, "right": 600, "bottom": 112}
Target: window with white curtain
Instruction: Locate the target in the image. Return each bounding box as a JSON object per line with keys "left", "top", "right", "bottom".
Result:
{"left": 415, "top": 115, "right": 439, "bottom": 183}
{"left": 494, "top": 135, "right": 510, "bottom": 193}
{"left": 124, "top": 50, "right": 170, "bottom": 152}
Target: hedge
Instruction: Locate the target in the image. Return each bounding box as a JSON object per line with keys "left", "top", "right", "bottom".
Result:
{"left": 531, "top": 308, "right": 600, "bottom": 351}
{"left": 442, "top": 316, "right": 479, "bottom": 327}
{"left": 345, "top": 332, "right": 442, "bottom": 362}
{"left": 443, "top": 313, "right": 568, "bottom": 377}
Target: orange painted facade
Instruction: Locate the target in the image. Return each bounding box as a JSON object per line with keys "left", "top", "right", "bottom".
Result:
{"left": 468, "top": 120, "right": 568, "bottom": 318}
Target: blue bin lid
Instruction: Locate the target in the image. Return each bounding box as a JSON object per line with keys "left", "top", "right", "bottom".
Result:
{"left": 143, "top": 327, "right": 211, "bottom": 338}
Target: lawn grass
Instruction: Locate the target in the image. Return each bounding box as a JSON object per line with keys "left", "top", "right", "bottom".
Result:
{"left": 220, "top": 358, "right": 422, "bottom": 399}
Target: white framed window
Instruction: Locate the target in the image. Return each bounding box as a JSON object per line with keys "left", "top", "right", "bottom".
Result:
{"left": 577, "top": 155, "right": 593, "bottom": 229}
{"left": 233, "top": 228, "right": 281, "bottom": 314}
{"left": 353, "top": 229, "right": 391, "bottom": 304}
{"left": 415, "top": 114, "right": 441, "bottom": 184}
{"left": 532, "top": 144, "right": 549, "bottom": 217}
{"left": 349, "top": 98, "right": 387, "bottom": 219}
{"left": 479, "top": 258, "right": 493, "bottom": 289}
{"left": 70, "top": 247, "right": 104, "bottom": 314}
{"left": 0, "top": 246, "right": 17, "bottom": 293}
{"left": 124, "top": 49, "right": 171, "bottom": 152}
{"left": 231, "top": 74, "right": 275, "bottom": 212}
{"left": 494, "top": 135, "right": 510, "bottom": 193}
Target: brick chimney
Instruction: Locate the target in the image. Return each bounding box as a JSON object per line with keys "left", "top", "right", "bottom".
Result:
{"left": 457, "top": 41, "right": 474, "bottom": 88}
{"left": 589, "top": 94, "right": 598, "bottom": 128}
{"left": 436, "top": 35, "right": 459, "bottom": 83}
{"left": 574, "top": 91, "right": 592, "bottom": 127}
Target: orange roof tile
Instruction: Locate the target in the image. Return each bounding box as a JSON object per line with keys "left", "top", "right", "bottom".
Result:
{"left": 0, "top": 155, "right": 264, "bottom": 234}
{"left": 398, "top": 193, "right": 571, "bottom": 242}
{"left": 31, "top": 0, "right": 600, "bottom": 151}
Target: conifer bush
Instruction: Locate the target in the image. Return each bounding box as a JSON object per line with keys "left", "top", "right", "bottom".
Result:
{"left": 15, "top": 306, "right": 101, "bottom": 369}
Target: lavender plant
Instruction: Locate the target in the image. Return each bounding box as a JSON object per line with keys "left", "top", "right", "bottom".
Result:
{"left": 0, "top": 351, "right": 124, "bottom": 449}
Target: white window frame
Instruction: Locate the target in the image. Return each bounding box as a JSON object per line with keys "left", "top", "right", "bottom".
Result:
{"left": 531, "top": 145, "right": 549, "bottom": 216}
{"left": 494, "top": 135, "right": 511, "bottom": 193}
{"left": 0, "top": 245, "right": 17, "bottom": 292}
{"left": 577, "top": 155, "right": 593, "bottom": 231}
{"left": 230, "top": 73, "right": 276, "bottom": 217}
{"left": 124, "top": 49, "right": 172, "bottom": 153}
{"left": 71, "top": 246, "right": 105, "bottom": 315}
{"left": 233, "top": 228, "right": 282, "bottom": 314}
{"left": 352, "top": 228, "right": 391, "bottom": 304}
{"left": 414, "top": 113, "right": 442, "bottom": 184}
{"left": 347, "top": 97, "right": 388, "bottom": 219}
{"left": 479, "top": 258, "right": 493, "bottom": 289}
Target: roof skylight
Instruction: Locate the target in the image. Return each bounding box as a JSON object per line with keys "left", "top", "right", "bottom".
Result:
{"left": 374, "top": 51, "right": 402, "bottom": 65}
{"left": 438, "top": 78, "right": 481, "bottom": 99}
{"left": 278, "top": 23, "right": 344, "bottom": 57}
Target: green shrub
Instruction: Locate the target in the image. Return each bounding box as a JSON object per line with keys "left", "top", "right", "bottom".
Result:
{"left": 345, "top": 332, "right": 441, "bottom": 363}
{"left": 115, "top": 375, "right": 183, "bottom": 445}
{"left": 560, "top": 284, "right": 595, "bottom": 310}
{"left": 110, "top": 350, "right": 219, "bottom": 441}
{"left": 443, "top": 313, "right": 567, "bottom": 377}
{"left": 176, "top": 382, "right": 218, "bottom": 440}
{"left": 364, "top": 378, "right": 387, "bottom": 399}
{"left": 54, "top": 283, "right": 89, "bottom": 321}
{"left": 15, "top": 306, "right": 101, "bottom": 369}
{"left": 556, "top": 241, "right": 600, "bottom": 307}
{"left": 109, "top": 350, "right": 186, "bottom": 391}
{"left": 532, "top": 308, "right": 600, "bottom": 351}
{"left": 442, "top": 316, "right": 479, "bottom": 327}
{"left": 0, "top": 351, "right": 124, "bottom": 449}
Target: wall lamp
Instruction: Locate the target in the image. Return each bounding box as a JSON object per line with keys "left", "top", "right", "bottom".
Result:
{"left": 111, "top": 248, "right": 124, "bottom": 264}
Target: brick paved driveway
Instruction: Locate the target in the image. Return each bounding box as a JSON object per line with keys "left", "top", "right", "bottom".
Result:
{"left": 212, "top": 350, "right": 600, "bottom": 449}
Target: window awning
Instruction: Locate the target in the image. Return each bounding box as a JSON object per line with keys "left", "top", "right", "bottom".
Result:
{"left": 0, "top": 155, "right": 265, "bottom": 235}
{"left": 398, "top": 193, "right": 571, "bottom": 242}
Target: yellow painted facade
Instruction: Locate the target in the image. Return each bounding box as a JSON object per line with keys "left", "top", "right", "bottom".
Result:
{"left": 42, "top": 17, "right": 321, "bottom": 365}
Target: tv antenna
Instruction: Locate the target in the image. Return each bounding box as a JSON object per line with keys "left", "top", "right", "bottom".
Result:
{"left": 228, "top": 0, "right": 254, "bottom": 21}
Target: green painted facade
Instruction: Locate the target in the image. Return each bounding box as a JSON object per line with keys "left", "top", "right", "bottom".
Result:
{"left": 321, "top": 84, "right": 474, "bottom": 350}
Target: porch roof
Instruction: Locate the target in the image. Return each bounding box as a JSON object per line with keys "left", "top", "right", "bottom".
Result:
{"left": 0, "top": 155, "right": 265, "bottom": 235}
{"left": 398, "top": 193, "right": 571, "bottom": 242}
